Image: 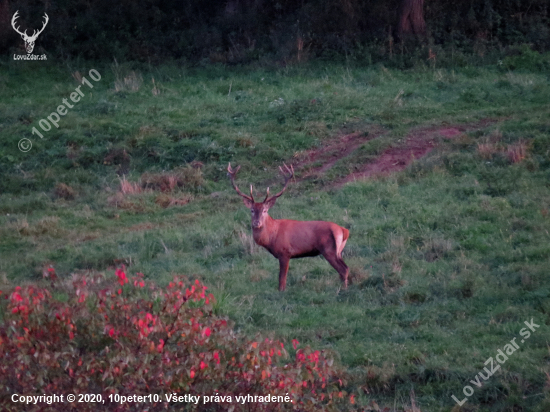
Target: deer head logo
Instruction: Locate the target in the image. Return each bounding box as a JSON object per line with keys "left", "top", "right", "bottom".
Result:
{"left": 11, "top": 11, "right": 49, "bottom": 54}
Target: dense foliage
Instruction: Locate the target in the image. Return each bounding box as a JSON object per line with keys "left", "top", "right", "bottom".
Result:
{"left": 1, "top": 0, "right": 549, "bottom": 61}
{"left": 0, "top": 269, "right": 352, "bottom": 411}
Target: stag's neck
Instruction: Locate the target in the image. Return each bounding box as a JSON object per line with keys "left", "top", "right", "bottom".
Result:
{"left": 252, "top": 215, "right": 278, "bottom": 248}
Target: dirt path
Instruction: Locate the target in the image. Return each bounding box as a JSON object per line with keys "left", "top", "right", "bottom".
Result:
{"left": 292, "top": 125, "right": 386, "bottom": 179}
{"left": 291, "top": 119, "right": 499, "bottom": 187}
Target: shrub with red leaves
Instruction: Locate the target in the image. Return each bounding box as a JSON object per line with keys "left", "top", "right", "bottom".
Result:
{"left": 0, "top": 270, "right": 352, "bottom": 411}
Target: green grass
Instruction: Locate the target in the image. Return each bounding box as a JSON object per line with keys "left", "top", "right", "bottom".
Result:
{"left": 1, "top": 59, "right": 550, "bottom": 411}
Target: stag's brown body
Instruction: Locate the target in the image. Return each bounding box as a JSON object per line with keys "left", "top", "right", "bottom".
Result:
{"left": 228, "top": 163, "right": 350, "bottom": 291}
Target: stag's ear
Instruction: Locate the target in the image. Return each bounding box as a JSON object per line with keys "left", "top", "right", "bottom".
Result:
{"left": 243, "top": 198, "right": 254, "bottom": 209}
{"left": 264, "top": 197, "right": 277, "bottom": 210}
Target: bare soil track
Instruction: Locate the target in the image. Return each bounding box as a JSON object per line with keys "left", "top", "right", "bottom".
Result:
{"left": 292, "top": 125, "right": 386, "bottom": 179}
{"left": 291, "top": 119, "right": 499, "bottom": 187}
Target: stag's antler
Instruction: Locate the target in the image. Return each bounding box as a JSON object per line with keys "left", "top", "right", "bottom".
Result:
{"left": 11, "top": 11, "right": 49, "bottom": 40}
{"left": 32, "top": 13, "right": 49, "bottom": 40}
{"left": 11, "top": 11, "right": 26, "bottom": 37}
{"left": 264, "top": 163, "right": 294, "bottom": 203}
{"left": 227, "top": 163, "right": 255, "bottom": 202}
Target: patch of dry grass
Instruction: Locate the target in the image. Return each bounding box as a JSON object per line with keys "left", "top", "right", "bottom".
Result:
{"left": 154, "top": 193, "right": 194, "bottom": 208}
{"left": 54, "top": 183, "right": 76, "bottom": 200}
{"left": 507, "top": 139, "right": 529, "bottom": 163}
{"left": 119, "top": 176, "right": 142, "bottom": 195}
{"left": 4, "top": 216, "right": 64, "bottom": 237}
{"left": 141, "top": 166, "right": 204, "bottom": 192}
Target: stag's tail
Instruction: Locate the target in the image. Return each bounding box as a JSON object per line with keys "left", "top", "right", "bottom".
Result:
{"left": 336, "top": 226, "right": 349, "bottom": 258}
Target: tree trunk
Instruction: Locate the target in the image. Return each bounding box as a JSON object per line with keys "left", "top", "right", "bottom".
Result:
{"left": 396, "top": 0, "right": 426, "bottom": 40}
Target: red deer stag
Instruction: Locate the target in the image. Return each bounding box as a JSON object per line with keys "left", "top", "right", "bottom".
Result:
{"left": 228, "top": 163, "right": 350, "bottom": 291}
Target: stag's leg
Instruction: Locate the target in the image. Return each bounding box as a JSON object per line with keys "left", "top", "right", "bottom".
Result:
{"left": 278, "top": 256, "right": 290, "bottom": 292}
{"left": 324, "top": 253, "right": 350, "bottom": 288}
{"left": 339, "top": 258, "right": 350, "bottom": 287}
{"left": 322, "top": 231, "right": 350, "bottom": 288}
{"left": 337, "top": 240, "right": 350, "bottom": 287}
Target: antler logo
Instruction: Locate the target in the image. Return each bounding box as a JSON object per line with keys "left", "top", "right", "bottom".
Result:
{"left": 11, "top": 11, "right": 49, "bottom": 54}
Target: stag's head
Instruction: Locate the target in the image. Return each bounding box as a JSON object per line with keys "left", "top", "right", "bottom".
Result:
{"left": 11, "top": 11, "right": 49, "bottom": 54}
{"left": 227, "top": 163, "right": 294, "bottom": 229}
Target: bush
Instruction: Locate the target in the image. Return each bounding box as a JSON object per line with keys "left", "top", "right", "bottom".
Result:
{"left": 502, "top": 45, "right": 550, "bottom": 72}
{"left": 0, "top": 269, "right": 353, "bottom": 411}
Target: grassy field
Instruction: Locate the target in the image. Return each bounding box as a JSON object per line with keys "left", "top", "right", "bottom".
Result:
{"left": 1, "top": 57, "right": 550, "bottom": 411}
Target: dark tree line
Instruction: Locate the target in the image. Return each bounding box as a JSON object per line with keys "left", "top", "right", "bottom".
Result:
{"left": 1, "top": 0, "right": 548, "bottom": 61}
